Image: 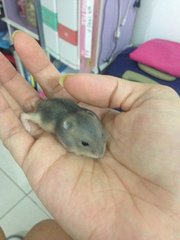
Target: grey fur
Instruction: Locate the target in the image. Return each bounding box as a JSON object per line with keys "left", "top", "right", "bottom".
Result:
{"left": 21, "top": 98, "right": 107, "bottom": 159}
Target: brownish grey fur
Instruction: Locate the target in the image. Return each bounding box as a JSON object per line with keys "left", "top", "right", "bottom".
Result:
{"left": 21, "top": 98, "right": 107, "bottom": 159}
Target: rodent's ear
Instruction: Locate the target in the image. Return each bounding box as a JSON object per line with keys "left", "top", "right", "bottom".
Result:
{"left": 62, "top": 120, "right": 73, "bottom": 130}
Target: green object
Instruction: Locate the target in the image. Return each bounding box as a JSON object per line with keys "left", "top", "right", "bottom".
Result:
{"left": 122, "top": 71, "right": 158, "bottom": 84}
{"left": 138, "top": 63, "right": 176, "bottom": 81}
{"left": 41, "top": 5, "right": 58, "bottom": 31}
{"left": 25, "top": 0, "right": 37, "bottom": 27}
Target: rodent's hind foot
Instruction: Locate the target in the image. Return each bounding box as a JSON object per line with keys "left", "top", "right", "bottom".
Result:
{"left": 20, "top": 113, "right": 31, "bottom": 133}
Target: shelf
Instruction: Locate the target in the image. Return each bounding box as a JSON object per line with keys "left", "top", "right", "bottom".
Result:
{"left": 2, "top": 0, "right": 39, "bottom": 40}
{"left": 2, "top": 17, "right": 39, "bottom": 40}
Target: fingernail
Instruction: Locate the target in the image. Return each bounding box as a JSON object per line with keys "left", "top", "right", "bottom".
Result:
{"left": 59, "top": 74, "right": 74, "bottom": 87}
{"left": 11, "top": 30, "right": 21, "bottom": 42}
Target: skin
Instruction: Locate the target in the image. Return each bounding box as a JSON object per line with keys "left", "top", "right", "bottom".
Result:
{"left": 24, "top": 220, "right": 72, "bottom": 240}
{"left": 0, "top": 220, "right": 72, "bottom": 240}
{"left": 0, "top": 228, "right": 5, "bottom": 240}
{"left": 0, "top": 32, "right": 179, "bottom": 240}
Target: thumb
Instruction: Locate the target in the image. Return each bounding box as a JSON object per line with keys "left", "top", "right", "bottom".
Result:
{"left": 59, "top": 73, "right": 152, "bottom": 111}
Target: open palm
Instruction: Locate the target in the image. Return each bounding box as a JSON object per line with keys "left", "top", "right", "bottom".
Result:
{"left": 0, "top": 32, "right": 179, "bottom": 240}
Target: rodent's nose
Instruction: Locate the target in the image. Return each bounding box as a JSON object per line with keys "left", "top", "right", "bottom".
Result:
{"left": 94, "top": 146, "right": 106, "bottom": 159}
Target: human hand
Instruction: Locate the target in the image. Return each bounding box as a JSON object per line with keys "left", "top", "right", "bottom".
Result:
{"left": 0, "top": 32, "right": 179, "bottom": 240}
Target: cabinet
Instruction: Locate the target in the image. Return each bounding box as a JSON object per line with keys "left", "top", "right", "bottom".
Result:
{"left": 1, "top": 0, "right": 76, "bottom": 90}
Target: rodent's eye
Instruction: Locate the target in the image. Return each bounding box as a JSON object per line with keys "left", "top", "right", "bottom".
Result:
{"left": 81, "top": 141, "right": 89, "bottom": 147}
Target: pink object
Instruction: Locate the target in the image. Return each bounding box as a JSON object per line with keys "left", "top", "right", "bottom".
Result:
{"left": 80, "top": 0, "right": 87, "bottom": 57}
{"left": 130, "top": 39, "right": 180, "bottom": 77}
{"left": 17, "top": 0, "right": 26, "bottom": 17}
{"left": 39, "top": 91, "right": 46, "bottom": 99}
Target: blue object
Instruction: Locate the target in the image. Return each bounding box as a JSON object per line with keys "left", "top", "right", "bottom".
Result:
{"left": 0, "top": 31, "right": 11, "bottom": 49}
{"left": 104, "top": 47, "right": 180, "bottom": 95}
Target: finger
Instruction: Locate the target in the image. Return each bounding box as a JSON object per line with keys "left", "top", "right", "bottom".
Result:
{"left": 0, "top": 92, "right": 35, "bottom": 166}
{"left": 0, "top": 52, "right": 40, "bottom": 111}
{"left": 13, "top": 31, "right": 68, "bottom": 98}
{"left": 62, "top": 73, "right": 153, "bottom": 110}
{"left": 0, "top": 78, "right": 42, "bottom": 137}
{"left": 0, "top": 74, "right": 43, "bottom": 137}
{"left": 0, "top": 86, "right": 22, "bottom": 116}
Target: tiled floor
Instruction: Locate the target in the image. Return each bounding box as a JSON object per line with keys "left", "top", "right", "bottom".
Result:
{"left": 0, "top": 141, "right": 52, "bottom": 237}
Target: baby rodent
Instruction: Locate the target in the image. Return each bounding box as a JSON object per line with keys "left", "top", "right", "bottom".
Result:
{"left": 21, "top": 98, "right": 107, "bottom": 159}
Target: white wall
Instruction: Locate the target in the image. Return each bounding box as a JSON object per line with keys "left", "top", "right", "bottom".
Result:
{"left": 132, "top": 0, "right": 180, "bottom": 45}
